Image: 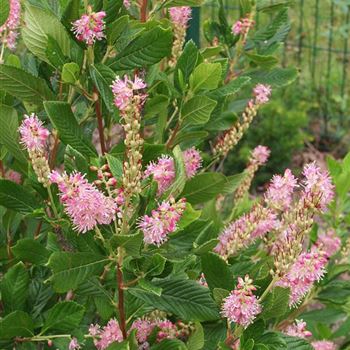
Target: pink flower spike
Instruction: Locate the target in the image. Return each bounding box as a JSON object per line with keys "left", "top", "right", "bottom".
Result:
{"left": 221, "top": 275, "right": 261, "bottom": 328}
{"left": 129, "top": 319, "right": 154, "bottom": 344}
{"left": 0, "top": 0, "right": 21, "bottom": 50}
{"left": 72, "top": 9, "right": 106, "bottom": 45}
{"left": 183, "top": 147, "right": 202, "bottom": 178}
{"left": 283, "top": 319, "right": 312, "bottom": 339}
{"left": 316, "top": 229, "right": 341, "bottom": 258}
{"left": 169, "top": 6, "right": 192, "bottom": 27}
{"left": 311, "top": 341, "right": 337, "bottom": 350}
{"left": 138, "top": 197, "right": 186, "bottom": 246}
{"left": 251, "top": 145, "right": 270, "bottom": 166}
{"left": 253, "top": 84, "right": 271, "bottom": 104}
{"left": 19, "top": 114, "right": 50, "bottom": 152}
{"left": 89, "top": 319, "right": 123, "bottom": 350}
{"left": 232, "top": 20, "right": 243, "bottom": 35}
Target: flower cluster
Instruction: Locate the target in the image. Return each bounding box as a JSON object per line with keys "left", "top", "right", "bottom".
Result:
{"left": 89, "top": 319, "right": 123, "bottom": 350}
{"left": 215, "top": 204, "right": 277, "bottom": 259}
{"left": 168, "top": 7, "right": 192, "bottom": 67}
{"left": 232, "top": 17, "right": 254, "bottom": 37}
{"left": 138, "top": 197, "right": 186, "bottom": 246}
{"left": 111, "top": 75, "right": 147, "bottom": 199}
{"left": 19, "top": 114, "right": 51, "bottom": 187}
{"left": 0, "top": 0, "right": 21, "bottom": 50}
{"left": 282, "top": 319, "right": 312, "bottom": 338}
{"left": 316, "top": 229, "right": 341, "bottom": 258}
{"left": 213, "top": 84, "right": 271, "bottom": 157}
{"left": 276, "top": 248, "right": 327, "bottom": 306}
{"left": 221, "top": 275, "right": 261, "bottom": 328}
{"left": 144, "top": 148, "right": 202, "bottom": 195}
{"left": 311, "top": 341, "right": 337, "bottom": 350}
{"left": 50, "top": 171, "right": 117, "bottom": 233}
{"left": 234, "top": 145, "right": 270, "bottom": 203}
{"left": 72, "top": 7, "right": 106, "bottom": 45}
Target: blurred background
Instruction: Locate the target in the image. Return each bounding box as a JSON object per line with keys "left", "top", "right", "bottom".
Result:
{"left": 188, "top": 0, "right": 350, "bottom": 184}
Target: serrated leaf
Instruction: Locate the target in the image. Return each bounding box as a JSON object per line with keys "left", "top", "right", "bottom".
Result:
{"left": 0, "top": 104, "right": 27, "bottom": 164}
{"left": 62, "top": 62, "right": 80, "bottom": 84}
{"left": 0, "top": 65, "right": 55, "bottom": 105}
{"left": 187, "top": 322, "right": 204, "bottom": 350}
{"left": 190, "top": 63, "right": 222, "bottom": 93}
{"left": 0, "top": 311, "right": 34, "bottom": 339}
{"left": 12, "top": 238, "right": 51, "bottom": 265}
{"left": 109, "top": 26, "right": 173, "bottom": 70}
{"left": 280, "top": 335, "right": 313, "bottom": 350}
{"left": 181, "top": 96, "right": 217, "bottom": 125}
{"left": 90, "top": 63, "right": 116, "bottom": 113}
{"left": 48, "top": 252, "right": 109, "bottom": 292}
{"left": 262, "top": 287, "right": 290, "bottom": 320}
{"left": 208, "top": 76, "right": 251, "bottom": 99}
{"left": 244, "top": 67, "right": 298, "bottom": 87}
{"left": 64, "top": 145, "right": 89, "bottom": 174}
{"left": 107, "top": 15, "right": 129, "bottom": 45}
{"left": 0, "top": 1, "right": 10, "bottom": 27}
{"left": 152, "top": 339, "right": 188, "bottom": 349}
{"left": 178, "top": 203, "right": 201, "bottom": 229}
{"left": 106, "top": 153, "right": 123, "bottom": 180}
{"left": 129, "top": 278, "right": 220, "bottom": 321}
{"left": 113, "top": 232, "right": 143, "bottom": 257}
{"left": 42, "top": 301, "right": 85, "bottom": 333}
{"left": 44, "top": 101, "right": 97, "bottom": 157}
{"left": 0, "top": 180, "right": 41, "bottom": 214}
{"left": 22, "top": 4, "right": 71, "bottom": 65}
{"left": 201, "top": 253, "right": 234, "bottom": 291}
{"left": 1, "top": 262, "right": 29, "bottom": 313}
{"left": 46, "top": 36, "right": 68, "bottom": 70}
{"left": 245, "top": 52, "right": 279, "bottom": 68}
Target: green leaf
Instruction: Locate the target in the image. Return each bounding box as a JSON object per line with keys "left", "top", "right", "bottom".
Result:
{"left": 90, "top": 63, "right": 116, "bottom": 113}
{"left": 113, "top": 232, "right": 143, "bottom": 257}
{"left": 22, "top": 4, "right": 71, "bottom": 65}
{"left": 208, "top": 76, "right": 251, "bottom": 99}
{"left": 245, "top": 52, "right": 278, "bottom": 68}
{"left": 1, "top": 262, "right": 29, "bottom": 313}
{"left": 280, "top": 335, "right": 313, "bottom": 350}
{"left": 187, "top": 322, "right": 204, "bottom": 350}
{"left": 62, "top": 62, "right": 80, "bottom": 84}
{"left": 174, "top": 40, "right": 199, "bottom": 92}
{"left": 178, "top": 203, "right": 201, "bottom": 229}
{"left": 138, "top": 279, "right": 163, "bottom": 296}
{"left": 109, "top": 26, "right": 173, "bottom": 70}
{"left": 64, "top": 145, "right": 89, "bottom": 174}
{"left": 107, "top": 15, "right": 129, "bottom": 45}
{"left": 193, "top": 239, "right": 219, "bottom": 255}
{"left": 164, "top": 0, "right": 203, "bottom": 6}
{"left": 244, "top": 67, "right": 298, "bottom": 87}
{"left": 42, "top": 301, "right": 85, "bottom": 333}
{"left": 256, "top": 332, "right": 286, "bottom": 350}
{"left": 262, "top": 287, "right": 290, "bottom": 320}
{"left": 0, "top": 65, "right": 55, "bottom": 105}
{"left": 0, "top": 104, "right": 27, "bottom": 164}
{"left": 0, "top": 1, "right": 10, "bottom": 27}
{"left": 0, "top": 180, "right": 41, "bottom": 214}
{"left": 201, "top": 253, "right": 234, "bottom": 291}
{"left": 61, "top": 0, "right": 80, "bottom": 30}
{"left": 46, "top": 36, "right": 68, "bottom": 70}
{"left": 129, "top": 278, "right": 220, "bottom": 322}
{"left": 173, "top": 131, "right": 209, "bottom": 147}
{"left": 106, "top": 341, "right": 130, "bottom": 350}
{"left": 12, "top": 238, "right": 51, "bottom": 265}
{"left": 44, "top": 101, "right": 97, "bottom": 157}
{"left": 181, "top": 96, "right": 217, "bottom": 125}
{"left": 0, "top": 311, "right": 34, "bottom": 339}
{"left": 106, "top": 153, "right": 123, "bottom": 180}
{"left": 180, "top": 173, "right": 227, "bottom": 204}
{"left": 152, "top": 339, "right": 188, "bottom": 349}
{"left": 48, "top": 252, "right": 109, "bottom": 292}
{"left": 190, "top": 63, "right": 222, "bottom": 93}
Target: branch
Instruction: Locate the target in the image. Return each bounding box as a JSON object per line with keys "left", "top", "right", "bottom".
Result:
{"left": 93, "top": 87, "right": 107, "bottom": 155}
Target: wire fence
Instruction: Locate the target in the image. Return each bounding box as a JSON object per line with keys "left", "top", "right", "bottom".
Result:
{"left": 189, "top": 0, "right": 350, "bottom": 128}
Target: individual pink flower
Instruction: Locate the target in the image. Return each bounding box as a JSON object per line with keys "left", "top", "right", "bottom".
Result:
{"left": 232, "top": 20, "right": 243, "bottom": 35}
{"left": 138, "top": 197, "right": 186, "bottom": 246}
{"left": 50, "top": 171, "right": 117, "bottom": 233}
{"left": 72, "top": 8, "right": 106, "bottom": 45}
{"left": 183, "top": 147, "right": 202, "bottom": 178}
{"left": 251, "top": 145, "right": 270, "bottom": 166}
{"left": 301, "top": 162, "right": 334, "bottom": 210}
{"left": 129, "top": 319, "right": 154, "bottom": 344}
{"left": 144, "top": 155, "right": 175, "bottom": 196}
{"left": 253, "top": 84, "right": 272, "bottom": 105}
{"left": 18, "top": 114, "right": 50, "bottom": 152}
{"left": 169, "top": 7, "right": 192, "bottom": 26}
{"left": 221, "top": 275, "right": 261, "bottom": 328}
{"left": 276, "top": 248, "right": 327, "bottom": 306}
{"left": 265, "top": 169, "right": 298, "bottom": 211}
{"left": 0, "top": 0, "right": 21, "bottom": 50}
{"left": 123, "top": 0, "right": 131, "bottom": 9}
{"left": 69, "top": 338, "right": 81, "bottom": 350}
{"left": 89, "top": 319, "right": 123, "bottom": 350}
{"left": 214, "top": 205, "right": 278, "bottom": 258}
{"left": 111, "top": 75, "right": 147, "bottom": 111}
{"left": 316, "top": 230, "right": 341, "bottom": 258}
{"left": 156, "top": 319, "right": 177, "bottom": 341}
{"left": 283, "top": 319, "right": 312, "bottom": 339}
{"left": 311, "top": 340, "right": 337, "bottom": 350}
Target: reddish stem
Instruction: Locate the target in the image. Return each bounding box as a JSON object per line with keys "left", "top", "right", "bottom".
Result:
{"left": 0, "top": 160, "right": 5, "bottom": 177}
{"left": 166, "top": 122, "right": 180, "bottom": 149}
{"left": 49, "top": 134, "right": 60, "bottom": 169}
{"left": 34, "top": 220, "right": 43, "bottom": 239}
{"left": 94, "top": 87, "right": 107, "bottom": 155}
{"left": 140, "top": 0, "right": 148, "bottom": 22}
{"left": 117, "top": 263, "right": 127, "bottom": 339}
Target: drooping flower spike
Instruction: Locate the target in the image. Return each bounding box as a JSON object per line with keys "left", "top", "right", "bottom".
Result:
{"left": 72, "top": 7, "right": 106, "bottom": 45}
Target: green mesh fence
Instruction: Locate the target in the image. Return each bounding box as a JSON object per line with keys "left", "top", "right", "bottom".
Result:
{"left": 189, "top": 0, "right": 350, "bottom": 127}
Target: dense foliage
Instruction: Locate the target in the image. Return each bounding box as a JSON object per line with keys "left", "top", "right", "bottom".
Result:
{"left": 0, "top": 1, "right": 349, "bottom": 350}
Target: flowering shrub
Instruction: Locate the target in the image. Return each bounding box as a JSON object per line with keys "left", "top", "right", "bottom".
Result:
{"left": 0, "top": 1, "right": 349, "bottom": 350}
